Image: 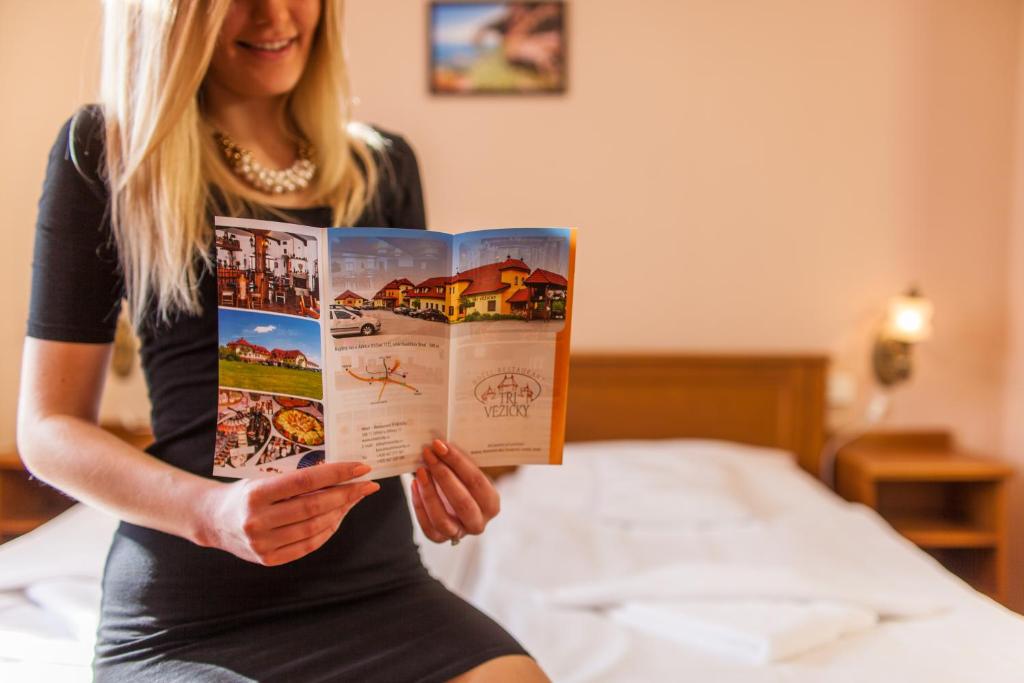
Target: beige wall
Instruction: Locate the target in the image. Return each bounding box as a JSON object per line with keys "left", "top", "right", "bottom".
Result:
{"left": 1008, "top": 197, "right": 1024, "bottom": 606}
{"left": 347, "top": 0, "right": 1020, "bottom": 454}
{"left": 2, "top": 1, "right": 1022, "bottom": 565}
{"left": 1005, "top": 1, "right": 1024, "bottom": 612}
{"left": 1, "top": 1, "right": 154, "bottom": 448}
{"left": 0, "top": 1, "right": 151, "bottom": 444}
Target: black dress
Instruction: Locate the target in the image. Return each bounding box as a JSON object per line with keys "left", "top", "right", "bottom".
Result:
{"left": 27, "top": 106, "right": 528, "bottom": 682}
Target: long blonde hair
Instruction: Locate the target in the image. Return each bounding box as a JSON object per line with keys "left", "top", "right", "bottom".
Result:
{"left": 96, "top": 0, "right": 379, "bottom": 328}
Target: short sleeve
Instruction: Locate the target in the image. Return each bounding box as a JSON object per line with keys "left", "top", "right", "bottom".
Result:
{"left": 366, "top": 127, "right": 425, "bottom": 232}
{"left": 27, "top": 105, "right": 125, "bottom": 343}
{"left": 387, "top": 135, "right": 428, "bottom": 231}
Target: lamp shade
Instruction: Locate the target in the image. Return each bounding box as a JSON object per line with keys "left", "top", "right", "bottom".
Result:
{"left": 884, "top": 293, "right": 933, "bottom": 343}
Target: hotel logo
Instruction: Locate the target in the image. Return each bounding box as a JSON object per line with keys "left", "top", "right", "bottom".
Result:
{"left": 473, "top": 370, "right": 542, "bottom": 418}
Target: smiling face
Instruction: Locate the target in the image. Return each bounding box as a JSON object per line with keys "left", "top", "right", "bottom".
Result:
{"left": 206, "top": 0, "right": 322, "bottom": 99}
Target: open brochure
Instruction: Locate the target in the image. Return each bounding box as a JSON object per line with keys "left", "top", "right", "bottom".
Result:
{"left": 213, "top": 216, "right": 576, "bottom": 480}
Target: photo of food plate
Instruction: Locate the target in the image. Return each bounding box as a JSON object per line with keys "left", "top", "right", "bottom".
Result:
{"left": 256, "top": 436, "right": 310, "bottom": 465}
{"left": 297, "top": 451, "right": 326, "bottom": 469}
{"left": 214, "top": 411, "right": 271, "bottom": 469}
{"left": 213, "top": 390, "right": 325, "bottom": 476}
{"left": 273, "top": 407, "right": 326, "bottom": 447}
{"left": 217, "top": 389, "right": 244, "bottom": 408}
{"left": 274, "top": 396, "right": 314, "bottom": 409}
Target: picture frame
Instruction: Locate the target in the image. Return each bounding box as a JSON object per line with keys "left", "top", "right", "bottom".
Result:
{"left": 428, "top": 1, "right": 568, "bottom": 95}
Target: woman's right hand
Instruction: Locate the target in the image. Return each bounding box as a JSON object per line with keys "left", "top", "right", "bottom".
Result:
{"left": 196, "top": 462, "right": 379, "bottom": 566}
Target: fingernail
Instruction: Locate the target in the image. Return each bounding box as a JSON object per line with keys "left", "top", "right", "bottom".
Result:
{"left": 360, "top": 482, "right": 381, "bottom": 496}
{"left": 432, "top": 439, "right": 449, "bottom": 457}
{"left": 423, "top": 448, "right": 438, "bottom": 466}
{"left": 353, "top": 463, "right": 371, "bottom": 477}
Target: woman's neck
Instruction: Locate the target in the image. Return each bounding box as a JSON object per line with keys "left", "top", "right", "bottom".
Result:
{"left": 199, "top": 82, "right": 324, "bottom": 208}
{"left": 201, "top": 83, "right": 298, "bottom": 169}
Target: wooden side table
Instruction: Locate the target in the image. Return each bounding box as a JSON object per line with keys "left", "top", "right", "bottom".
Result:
{"left": 836, "top": 431, "right": 1013, "bottom": 603}
{"left": 0, "top": 424, "right": 152, "bottom": 543}
{"left": 0, "top": 449, "right": 74, "bottom": 543}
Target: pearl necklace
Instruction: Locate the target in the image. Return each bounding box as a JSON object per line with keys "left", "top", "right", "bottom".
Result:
{"left": 214, "top": 131, "right": 317, "bottom": 195}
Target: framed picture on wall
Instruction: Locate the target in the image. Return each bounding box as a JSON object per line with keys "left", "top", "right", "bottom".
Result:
{"left": 429, "top": 1, "right": 567, "bottom": 95}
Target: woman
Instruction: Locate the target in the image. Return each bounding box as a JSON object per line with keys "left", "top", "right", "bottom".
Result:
{"left": 16, "top": 1, "right": 548, "bottom": 681}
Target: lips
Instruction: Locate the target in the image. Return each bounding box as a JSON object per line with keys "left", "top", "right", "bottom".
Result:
{"left": 237, "top": 37, "right": 297, "bottom": 53}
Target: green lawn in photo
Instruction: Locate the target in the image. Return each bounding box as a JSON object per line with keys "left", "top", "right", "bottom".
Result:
{"left": 219, "top": 360, "right": 323, "bottom": 400}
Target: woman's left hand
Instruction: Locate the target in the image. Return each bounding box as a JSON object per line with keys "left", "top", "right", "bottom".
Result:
{"left": 411, "top": 439, "right": 500, "bottom": 544}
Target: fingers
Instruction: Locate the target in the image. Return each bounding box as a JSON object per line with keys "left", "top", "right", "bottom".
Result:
{"left": 256, "top": 504, "right": 347, "bottom": 555}
{"left": 246, "top": 480, "right": 379, "bottom": 566}
{"left": 261, "top": 480, "right": 380, "bottom": 529}
{"left": 414, "top": 465, "right": 463, "bottom": 539}
{"left": 422, "top": 446, "right": 486, "bottom": 534}
{"left": 411, "top": 479, "right": 448, "bottom": 543}
{"left": 260, "top": 523, "right": 338, "bottom": 567}
{"left": 430, "top": 440, "right": 500, "bottom": 520}
{"left": 255, "top": 461, "right": 371, "bottom": 503}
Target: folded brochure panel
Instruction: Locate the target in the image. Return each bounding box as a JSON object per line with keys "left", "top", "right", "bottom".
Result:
{"left": 212, "top": 216, "right": 575, "bottom": 480}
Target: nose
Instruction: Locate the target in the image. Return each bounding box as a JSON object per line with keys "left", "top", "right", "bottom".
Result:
{"left": 250, "top": 0, "right": 292, "bottom": 27}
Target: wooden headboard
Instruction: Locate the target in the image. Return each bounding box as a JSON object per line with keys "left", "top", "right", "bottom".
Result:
{"left": 563, "top": 354, "right": 828, "bottom": 477}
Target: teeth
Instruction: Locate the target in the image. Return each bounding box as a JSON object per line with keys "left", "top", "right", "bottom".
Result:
{"left": 250, "top": 38, "right": 292, "bottom": 51}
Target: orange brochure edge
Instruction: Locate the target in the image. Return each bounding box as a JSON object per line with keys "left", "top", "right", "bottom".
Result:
{"left": 548, "top": 228, "right": 576, "bottom": 465}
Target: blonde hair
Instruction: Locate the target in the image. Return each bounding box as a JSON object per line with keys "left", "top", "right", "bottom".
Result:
{"left": 97, "top": 0, "right": 379, "bottom": 327}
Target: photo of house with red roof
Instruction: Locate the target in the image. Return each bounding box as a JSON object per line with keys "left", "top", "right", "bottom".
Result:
{"left": 449, "top": 256, "right": 530, "bottom": 320}
{"left": 372, "top": 278, "right": 416, "bottom": 309}
{"left": 226, "top": 338, "right": 271, "bottom": 363}
{"left": 334, "top": 290, "right": 366, "bottom": 308}
{"left": 269, "top": 348, "right": 316, "bottom": 369}
{"left": 404, "top": 256, "right": 568, "bottom": 322}
{"left": 405, "top": 276, "right": 450, "bottom": 314}
{"left": 219, "top": 309, "right": 324, "bottom": 400}
{"left": 327, "top": 228, "right": 571, "bottom": 327}
{"left": 226, "top": 338, "right": 318, "bottom": 370}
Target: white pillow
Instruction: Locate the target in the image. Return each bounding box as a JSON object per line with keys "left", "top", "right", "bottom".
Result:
{"left": 501, "top": 439, "right": 797, "bottom": 527}
{"left": 594, "top": 448, "right": 753, "bottom": 526}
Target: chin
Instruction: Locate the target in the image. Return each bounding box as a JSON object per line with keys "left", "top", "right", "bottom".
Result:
{"left": 239, "top": 77, "right": 304, "bottom": 99}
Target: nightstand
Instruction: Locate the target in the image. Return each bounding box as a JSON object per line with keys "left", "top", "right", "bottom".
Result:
{"left": 0, "top": 449, "right": 75, "bottom": 543}
{"left": 835, "top": 431, "right": 1013, "bottom": 603}
{"left": 0, "top": 424, "right": 152, "bottom": 543}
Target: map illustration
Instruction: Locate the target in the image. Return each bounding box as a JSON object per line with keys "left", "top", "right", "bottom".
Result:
{"left": 344, "top": 356, "right": 422, "bottom": 403}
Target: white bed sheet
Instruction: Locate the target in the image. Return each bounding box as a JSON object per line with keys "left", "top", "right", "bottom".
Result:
{"left": 2, "top": 440, "right": 1023, "bottom": 683}
{"left": 417, "top": 439, "right": 1024, "bottom": 682}
{"left": 0, "top": 503, "right": 115, "bottom": 680}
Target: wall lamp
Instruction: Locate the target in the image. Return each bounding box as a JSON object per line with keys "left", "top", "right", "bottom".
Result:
{"left": 872, "top": 287, "right": 934, "bottom": 387}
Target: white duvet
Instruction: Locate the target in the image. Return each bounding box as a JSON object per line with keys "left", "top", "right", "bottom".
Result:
{"left": 3, "top": 439, "right": 1024, "bottom": 683}
{"left": 418, "top": 440, "right": 1024, "bottom": 682}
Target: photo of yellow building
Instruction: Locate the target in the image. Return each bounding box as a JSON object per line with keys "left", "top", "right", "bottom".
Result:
{"left": 406, "top": 276, "right": 449, "bottom": 313}
{"left": 334, "top": 290, "right": 366, "bottom": 308}
{"left": 406, "top": 257, "right": 568, "bottom": 322}
{"left": 371, "top": 278, "right": 416, "bottom": 309}
{"left": 327, "top": 229, "right": 570, "bottom": 328}
{"left": 447, "top": 257, "right": 530, "bottom": 320}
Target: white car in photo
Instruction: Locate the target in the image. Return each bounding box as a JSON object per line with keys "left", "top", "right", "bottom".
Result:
{"left": 329, "top": 305, "right": 380, "bottom": 338}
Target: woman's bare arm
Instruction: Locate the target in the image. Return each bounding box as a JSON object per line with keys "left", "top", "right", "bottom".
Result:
{"left": 16, "top": 337, "right": 217, "bottom": 543}
{"left": 16, "top": 337, "right": 380, "bottom": 564}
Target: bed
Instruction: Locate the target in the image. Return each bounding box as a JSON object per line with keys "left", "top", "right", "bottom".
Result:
{"left": 2, "top": 354, "right": 1023, "bottom": 682}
